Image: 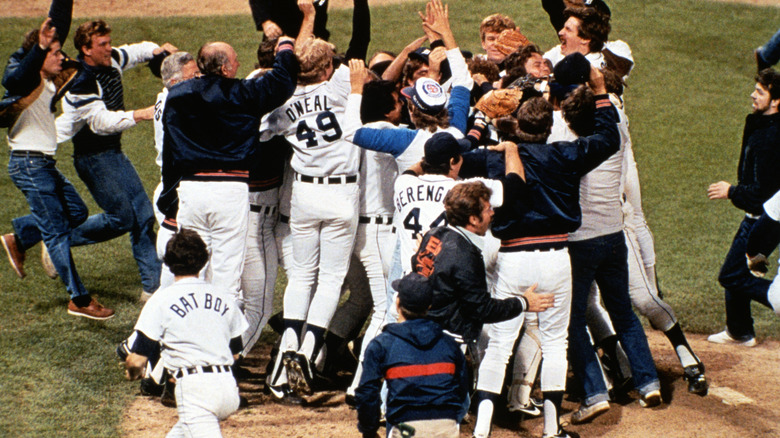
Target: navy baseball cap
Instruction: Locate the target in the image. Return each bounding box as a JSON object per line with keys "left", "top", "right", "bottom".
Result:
{"left": 551, "top": 52, "right": 590, "bottom": 100}
{"left": 392, "top": 273, "right": 433, "bottom": 313}
{"left": 401, "top": 78, "right": 447, "bottom": 115}
{"left": 424, "top": 132, "right": 469, "bottom": 167}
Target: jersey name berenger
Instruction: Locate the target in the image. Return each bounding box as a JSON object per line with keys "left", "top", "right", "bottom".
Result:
{"left": 394, "top": 174, "right": 503, "bottom": 274}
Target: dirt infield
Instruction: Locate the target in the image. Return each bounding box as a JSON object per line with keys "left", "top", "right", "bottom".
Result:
{"left": 121, "top": 331, "right": 780, "bottom": 437}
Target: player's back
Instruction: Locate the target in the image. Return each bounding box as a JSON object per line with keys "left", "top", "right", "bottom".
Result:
{"left": 261, "top": 65, "right": 359, "bottom": 177}
{"left": 394, "top": 174, "right": 456, "bottom": 274}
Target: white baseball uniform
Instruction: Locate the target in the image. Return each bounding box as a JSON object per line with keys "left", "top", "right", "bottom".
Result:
{"left": 134, "top": 277, "right": 248, "bottom": 437}
{"left": 260, "top": 65, "right": 363, "bottom": 359}
{"left": 152, "top": 87, "right": 175, "bottom": 290}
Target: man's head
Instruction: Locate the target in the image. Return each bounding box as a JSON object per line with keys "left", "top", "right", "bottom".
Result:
{"left": 361, "top": 80, "right": 403, "bottom": 124}
{"left": 391, "top": 272, "right": 434, "bottom": 321}
{"left": 297, "top": 38, "right": 336, "bottom": 85}
{"left": 74, "top": 20, "right": 113, "bottom": 67}
{"left": 163, "top": 228, "right": 209, "bottom": 277}
{"left": 422, "top": 132, "right": 463, "bottom": 177}
{"left": 561, "top": 84, "right": 596, "bottom": 136}
{"left": 402, "top": 57, "right": 430, "bottom": 88}
{"left": 503, "top": 44, "right": 550, "bottom": 83}
{"left": 444, "top": 181, "right": 494, "bottom": 236}
{"left": 23, "top": 29, "right": 64, "bottom": 78}
{"left": 161, "top": 52, "right": 199, "bottom": 89}
{"left": 515, "top": 97, "right": 554, "bottom": 143}
{"left": 198, "top": 42, "right": 240, "bottom": 78}
{"left": 479, "top": 13, "right": 516, "bottom": 64}
{"left": 559, "top": 7, "right": 610, "bottom": 56}
{"left": 753, "top": 68, "right": 780, "bottom": 115}
{"left": 402, "top": 77, "right": 449, "bottom": 131}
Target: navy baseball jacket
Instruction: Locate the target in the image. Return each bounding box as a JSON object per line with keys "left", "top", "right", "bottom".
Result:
{"left": 355, "top": 318, "right": 468, "bottom": 437}
{"left": 157, "top": 44, "right": 298, "bottom": 218}
{"left": 728, "top": 112, "right": 780, "bottom": 216}
{"left": 460, "top": 95, "right": 620, "bottom": 249}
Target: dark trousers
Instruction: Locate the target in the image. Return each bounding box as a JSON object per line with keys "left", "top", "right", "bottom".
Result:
{"left": 718, "top": 217, "right": 772, "bottom": 339}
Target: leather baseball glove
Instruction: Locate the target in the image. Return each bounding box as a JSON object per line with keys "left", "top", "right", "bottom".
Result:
{"left": 495, "top": 29, "right": 531, "bottom": 56}
{"left": 475, "top": 88, "right": 523, "bottom": 120}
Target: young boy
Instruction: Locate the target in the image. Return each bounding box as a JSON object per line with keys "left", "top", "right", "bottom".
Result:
{"left": 355, "top": 272, "right": 468, "bottom": 438}
{"left": 123, "top": 229, "right": 248, "bottom": 437}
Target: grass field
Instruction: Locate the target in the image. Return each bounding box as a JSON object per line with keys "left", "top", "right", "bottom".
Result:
{"left": 0, "top": 0, "right": 779, "bottom": 436}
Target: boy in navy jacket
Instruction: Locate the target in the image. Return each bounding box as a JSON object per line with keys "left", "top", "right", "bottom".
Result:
{"left": 355, "top": 272, "right": 468, "bottom": 438}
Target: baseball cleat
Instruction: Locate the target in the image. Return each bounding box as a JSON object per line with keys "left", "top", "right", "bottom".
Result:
{"left": 507, "top": 400, "right": 542, "bottom": 417}
{"left": 268, "top": 383, "right": 304, "bottom": 405}
{"left": 67, "top": 298, "right": 115, "bottom": 320}
{"left": 2, "top": 233, "right": 26, "bottom": 279}
{"left": 639, "top": 389, "right": 662, "bottom": 408}
{"left": 707, "top": 330, "right": 756, "bottom": 347}
{"left": 571, "top": 400, "right": 609, "bottom": 424}
{"left": 683, "top": 364, "right": 709, "bottom": 396}
{"left": 116, "top": 339, "right": 131, "bottom": 361}
{"left": 543, "top": 427, "right": 576, "bottom": 438}
{"left": 41, "top": 244, "right": 58, "bottom": 279}
{"left": 286, "top": 352, "right": 315, "bottom": 396}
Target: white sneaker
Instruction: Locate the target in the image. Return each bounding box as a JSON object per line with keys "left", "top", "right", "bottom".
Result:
{"left": 639, "top": 389, "right": 662, "bottom": 408}
{"left": 707, "top": 330, "right": 756, "bottom": 347}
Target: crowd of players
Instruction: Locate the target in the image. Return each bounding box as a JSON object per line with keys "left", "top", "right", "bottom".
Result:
{"left": 5, "top": 0, "right": 780, "bottom": 437}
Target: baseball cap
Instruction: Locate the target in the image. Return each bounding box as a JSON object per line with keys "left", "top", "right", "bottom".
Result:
{"left": 401, "top": 77, "right": 447, "bottom": 115}
{"left": 391, "top": 272, "right": 433, "bottom": 314}
{"left": 550, "top": 52, "right": 590, "bottom": 100}
{"left": 424, "top": 132, "right": 468, "bottom": 167}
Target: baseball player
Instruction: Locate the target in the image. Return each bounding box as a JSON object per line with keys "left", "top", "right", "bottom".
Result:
{"left": 151, "top": 52, "right": 200, "bottom": 295}
{"left": 582, "top": 89, "right": 708, "bottom": 396}
{"left": 260, "top": 43, "right": 366, "bottom": 396}
{"left": 122, "top": 228, "right": 248, "bottom": 437}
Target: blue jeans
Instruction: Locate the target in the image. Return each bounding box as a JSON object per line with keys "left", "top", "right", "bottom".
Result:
{"left": 757, "top": 28, "right": 780, "bottom": 67}
{"left": 72, "top": 149, "right": 161, "bottom": 293}
{"left": 568, "top": 232, "right": 660, "bottom": 405}
{"left": 8, "top": 153, "right": 89, "bottom": 298}
{"left": 718, "top": 217, "right": 772, "bottom": 339}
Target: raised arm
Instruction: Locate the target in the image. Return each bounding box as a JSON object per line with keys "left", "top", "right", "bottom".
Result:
{"left": 381, "top": 36, "right": 426, "bottom": 83}
{"left": 345, "top": 0, "right": 371, "bottom": 61}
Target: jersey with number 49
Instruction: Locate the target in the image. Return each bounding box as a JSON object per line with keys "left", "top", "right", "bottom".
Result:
{"left": 260, "top": 64, "right": 360, "bottom": 177}
{"left": 394, "top": 173, "right": 503, "bottom": 274}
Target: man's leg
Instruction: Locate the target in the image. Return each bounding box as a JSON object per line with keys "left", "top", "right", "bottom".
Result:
{"left": 71, "top": 151, "right": 135, "bottom": 245}
{"left": 717, "top": 218, "right": 772, "bottom": 340}
{"left": 241, "top": 191, "right": 280, "bottom": 356}
{"left": 595, "top": 232, "right": 660, "bottom": 400}
{"left": 568, "top": 238, "right": 611, "bottom": 420}
{"left": 8, "top": 156, "right": 89, "bottom": 299}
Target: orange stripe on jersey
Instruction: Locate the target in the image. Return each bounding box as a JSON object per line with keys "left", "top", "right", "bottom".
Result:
{"left": 500, "top": 234, "right": 568, "bottom": 248}
{"left": 385, "top": 362, "right": 456, "bottom": 380}
{"left": 194, "top": 170, "right": 249, "bottom": 177}
{"left": 595, "top": 99, "right": 611, "bottom": 108}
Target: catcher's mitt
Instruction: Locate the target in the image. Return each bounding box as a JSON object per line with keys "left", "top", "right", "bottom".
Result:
{"left": 475, "top": 88, "right": 523, "bottom": 120}
{"left": 495, "top": 29, "right": 531, "bottom": 56}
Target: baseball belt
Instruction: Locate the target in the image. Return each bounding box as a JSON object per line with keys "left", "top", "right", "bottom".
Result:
{"left": 250, "top": 204, "right": 277, "bottom": 215}
{"left": 295, "top": 173, "right": 358, "bottom": 184}
{"left": 174, "top": 364, "right": 232, "bottom": 378}
{"left": 358, "top": 216, "right": 393, "bottom": 225}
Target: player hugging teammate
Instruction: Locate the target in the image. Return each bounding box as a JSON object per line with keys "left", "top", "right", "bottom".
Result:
{"left": 3, "top": 0, "right": 729, "bottom": 437}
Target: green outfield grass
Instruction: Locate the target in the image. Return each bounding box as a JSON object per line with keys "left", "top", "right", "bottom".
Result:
{"left": 0, "top": 0, "right": 779, "bottom": 435}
